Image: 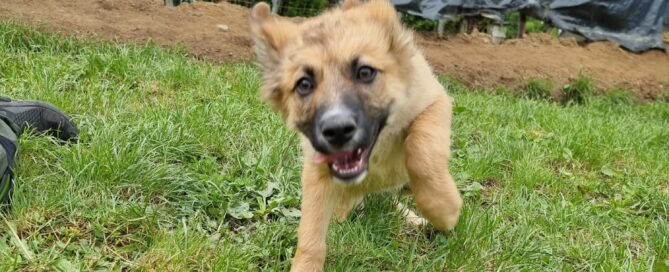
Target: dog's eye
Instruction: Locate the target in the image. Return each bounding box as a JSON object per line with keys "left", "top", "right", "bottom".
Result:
{"left": 356, "top": 66, "right": 376, "bottom": 84}
{"left": 294, "top": 77, "right": 314, "bottom": 96}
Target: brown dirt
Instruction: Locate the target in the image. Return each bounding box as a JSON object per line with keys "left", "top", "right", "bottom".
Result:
{"left": 2, "top": 0, "right": 668, "bottom": 99}
{"left": 419, "top": 32, "right": 669, "bottom": 99}
{"left": 0, "top": 0, "right": 254, "bottom": 63}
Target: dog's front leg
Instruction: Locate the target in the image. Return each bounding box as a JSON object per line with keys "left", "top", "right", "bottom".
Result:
{"left": 405, "top": 94, "right": 463, "bottom": 231}
{"left": 291, "top": 164, "right": 336, "bottom": 272}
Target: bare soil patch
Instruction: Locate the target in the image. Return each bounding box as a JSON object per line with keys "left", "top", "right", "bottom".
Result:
{"left": 2, "top": 0, "right": 668, "bottom": 99}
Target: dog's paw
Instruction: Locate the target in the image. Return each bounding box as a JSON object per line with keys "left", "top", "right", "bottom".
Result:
{"left": 290, "top": 263, "right": 323, "bottom": 272}
{"left": 396, "top": 202, "right": 428, "bottom": 227}
{"left": 291, "top": 255, "right": 324, "bottom": 272}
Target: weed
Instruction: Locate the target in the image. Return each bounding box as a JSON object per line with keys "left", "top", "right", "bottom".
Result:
{"left": 562, "top": 74, "right": 595, "bottom": 105}
{"left": 522, "top": 80, "right": 553, "bottom": 101}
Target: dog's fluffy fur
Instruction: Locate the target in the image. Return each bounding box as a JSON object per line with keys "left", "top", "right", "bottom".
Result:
{"left": 249, "top": 1, "right": 462, "bottom": 270}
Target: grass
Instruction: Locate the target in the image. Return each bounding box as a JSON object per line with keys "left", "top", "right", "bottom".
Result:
{"left": 1, "top": 22, "right": 668, "bottom": 271}
{"left": 522, "top": 80, "right": 552, "bottom": 101}
{"left": 562, "top": 74, "right": 595, "bottom": 105}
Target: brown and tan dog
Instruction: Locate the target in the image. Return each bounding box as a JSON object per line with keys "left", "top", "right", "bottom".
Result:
{"left": 249, "top": 0, "right": 462, "bottom": 270}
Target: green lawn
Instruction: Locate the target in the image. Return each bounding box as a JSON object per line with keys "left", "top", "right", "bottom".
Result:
{"left": 1, "top": 22, "right": 668, "bottom": 271}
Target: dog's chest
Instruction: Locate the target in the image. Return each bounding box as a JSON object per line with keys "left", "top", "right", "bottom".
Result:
{"left": 359, "top": 131, "right": 410, "bottom": 192}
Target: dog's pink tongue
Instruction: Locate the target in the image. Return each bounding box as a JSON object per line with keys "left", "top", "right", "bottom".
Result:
{"left": 314, "top": 150, "right": 353, "bottom": 164}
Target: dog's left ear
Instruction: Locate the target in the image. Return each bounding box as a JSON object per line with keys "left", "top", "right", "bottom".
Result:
{"left": 342, "top": 0, "right": 362, "bottom": 10}
{"left": 360, "top": 0, "right": 401, "bottom": 27}
{"left": 249, "top": 2, "right": 298, "bottom": 72}
{"left": 359, "top": 0, "right": 413, "bottom": 57}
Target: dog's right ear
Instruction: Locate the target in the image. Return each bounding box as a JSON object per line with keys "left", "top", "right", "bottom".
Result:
{"left": 342, "top": 0, "right": 362, "bottom": 10}
{"left": 249, "top": 2, "right": 298, "bottom": 72}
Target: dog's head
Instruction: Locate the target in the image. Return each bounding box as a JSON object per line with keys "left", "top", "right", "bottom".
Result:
{"left": 250, "top": 0, "right": 415, "bottom": 184}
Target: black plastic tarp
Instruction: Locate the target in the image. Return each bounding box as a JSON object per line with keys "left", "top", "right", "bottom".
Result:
{"left": 392, "top": 0, "right": 669, "bottom": 52}
{"left": 665, "top": 3, "right": 669, "bottom": 27}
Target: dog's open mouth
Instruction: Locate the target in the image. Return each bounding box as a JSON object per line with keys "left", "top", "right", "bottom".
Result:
{"left": 313, "top": 121, "right": 384, "bottom": 183}
{"left": 314, "top": 145, "right": 373, "bottom": 181}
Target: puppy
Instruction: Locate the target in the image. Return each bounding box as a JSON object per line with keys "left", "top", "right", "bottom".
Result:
{"left": 249, "top": 1, "right": 462, "bottom": 270}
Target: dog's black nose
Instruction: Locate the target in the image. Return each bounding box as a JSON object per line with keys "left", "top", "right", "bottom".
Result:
{"left": 320, "top": 113, "right": 357, "bottom": 148}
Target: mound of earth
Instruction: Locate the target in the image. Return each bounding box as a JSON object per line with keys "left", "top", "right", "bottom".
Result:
{"left": 2, "top": 0, "right": 668, "bottom": 99}
{"left": 0, "top": 0, "right": 254, "bottom": 63}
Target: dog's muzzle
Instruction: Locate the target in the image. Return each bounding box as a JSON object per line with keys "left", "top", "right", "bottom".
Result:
{"left": 310, "top": 102, "right": 385, "bottom": 184}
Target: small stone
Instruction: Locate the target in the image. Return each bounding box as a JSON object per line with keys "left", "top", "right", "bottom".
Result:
{"left": 216, "top": 24, "right": 229, "bottom": 32}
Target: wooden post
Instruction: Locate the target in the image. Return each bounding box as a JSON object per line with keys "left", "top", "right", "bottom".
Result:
{"left": 437, "top": 19, "right": 446, "bottom": 38}
{"left": 271, "top": 0, "right": 282, "bottom": 14}
{"left": 459, "top": 17, "right": 468, "bottom": 33}
{"left": 165, "top": 0, "right": 190, "bottom": 7}
{"left": 518, "top": 12, "right": 527, "bottom": 38}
